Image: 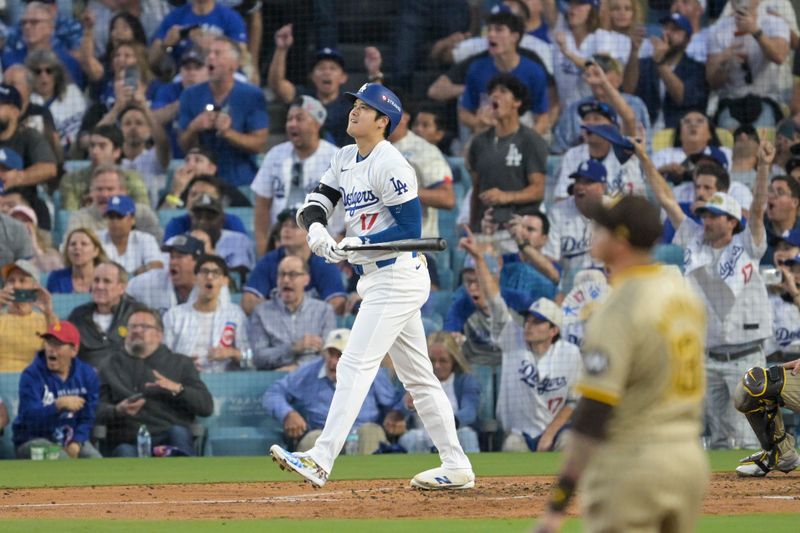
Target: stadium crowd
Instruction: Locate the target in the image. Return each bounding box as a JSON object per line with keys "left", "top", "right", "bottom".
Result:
{"left": 1, "top": 0, "right": 800, "bottom": 460}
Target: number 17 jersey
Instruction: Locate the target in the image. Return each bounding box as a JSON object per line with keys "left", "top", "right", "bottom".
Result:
{"left": 318, "top": 140, "right": 419, "bottom": 264}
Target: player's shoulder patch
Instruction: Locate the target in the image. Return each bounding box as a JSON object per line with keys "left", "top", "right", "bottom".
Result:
{"left": 583, "top": 350, "right": 610, "bottom": 376}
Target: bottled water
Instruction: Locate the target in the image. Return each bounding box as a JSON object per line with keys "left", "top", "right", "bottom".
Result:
{"left": 344, "top": 428, "right": 359, "bottom": 455}
{"left": 137, "top": 425, "right": 152, "bottom": 457}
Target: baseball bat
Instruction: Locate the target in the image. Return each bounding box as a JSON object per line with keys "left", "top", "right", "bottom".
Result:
{"left": 342, "top": 238, "right": 447, "bottom": 252}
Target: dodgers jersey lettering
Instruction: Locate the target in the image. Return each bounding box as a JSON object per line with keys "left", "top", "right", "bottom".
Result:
{"left": 318, "top": 140, "right": 419, "bottom": 264}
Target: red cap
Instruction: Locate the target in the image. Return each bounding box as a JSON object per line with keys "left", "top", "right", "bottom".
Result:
{"left": 39, "top": 321, "right": 81, "bottom": 347}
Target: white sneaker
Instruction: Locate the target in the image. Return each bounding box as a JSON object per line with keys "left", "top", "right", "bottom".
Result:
{"left": 735, "top": 449, "right": 800, "bottom": 477}
{"left": 410, "top": 467, "right": 475, "bottom": 490}
{"left": 270, "top": 444, "right": 329, "bottom": 488}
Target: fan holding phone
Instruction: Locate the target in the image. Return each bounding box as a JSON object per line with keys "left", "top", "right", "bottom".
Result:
{"left": 0, "top": 259, "right": 59, "bottom": 373}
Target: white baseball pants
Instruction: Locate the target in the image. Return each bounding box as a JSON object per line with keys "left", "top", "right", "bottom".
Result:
{"left": 307, "top": 253, "right": 473, "bottom": 474}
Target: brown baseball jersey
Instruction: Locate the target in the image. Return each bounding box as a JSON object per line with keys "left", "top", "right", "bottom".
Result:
{"left": 575, "top": 264, "right": 709, "bottom": 533}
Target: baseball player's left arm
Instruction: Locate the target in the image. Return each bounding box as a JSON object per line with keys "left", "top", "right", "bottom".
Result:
{"left": 749, "top": 140, "right": 774, "bottom": 247}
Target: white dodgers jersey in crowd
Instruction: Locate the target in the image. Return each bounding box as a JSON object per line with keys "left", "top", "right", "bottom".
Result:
{"left": 318, "top": 140, "right": 419, "bottom": 264}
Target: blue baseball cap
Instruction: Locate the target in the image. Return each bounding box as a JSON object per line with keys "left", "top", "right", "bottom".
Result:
{"left": 105, "top": 195, "right": 136, "bottom": 217}
{"left": 0, "top": 84, "right": 21, "bottom": 109}
{"left": 315, "top": 47, "right": 345, "bottom": 68}
{"left": 0, "top": 147, "right": 23, "bottom": 170}
{"left": 779, "top": 229, "right": 800, "bottom": 248}
{"left": 345, "top": 83, "right": 404, "bottom": 135}
{"left": 569, "top": 159, "right": 607, "bottom": 183}
{"left": 578, "top": 100, "right": 617, "bottom": 124}
{"left": 581, "top": 123, "right": 636, "bottom": 164}
{"left": 660, "top": 13, "right": 693, "bottom": 37}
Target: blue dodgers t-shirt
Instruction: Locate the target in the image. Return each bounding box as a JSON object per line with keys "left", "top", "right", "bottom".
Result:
{"left": 245, "top": 248, "right": 346, "bottom": 301}
{"left": 460, "top": 55, "right": 549, "bottom": 115}
{"left": 154, "top": 3, "right": 247, "bottom": 43}
{"left": 178, "top": 81, "right": 269, "bottom": 187}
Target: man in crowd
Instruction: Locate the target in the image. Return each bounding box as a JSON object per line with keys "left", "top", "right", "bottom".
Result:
{"left": 263, "top": 328, "right": 402, "bottom": 453}
{"left": 117, "top": 105, "right": 171, "bottom": 208}
{"left": 467, "top": 74, "right": 547, "bottom": 235}
{"left": 267, "top": 25, "right": 353, "bottom": 147}
{"left": 12, "top": 320, "right": 102, "bottom": 459}
{"left": 60, "top": 124, "right": 148, "bottom": 210}
{"left": 164, "top": 255, "right": 250, "bottom": 373}
{"left": 96, "top": 308, "right": 213, "bottom": 457}
{"left": 152, "top": 48, "right": 209, "bottom": 161}
{"left": 178, "top": 36, "right": 268, "bottom": 187}
{"left": 553, "top": 66, "right": 644, "bottom": 200}
{"left": 97, "top": 195, "right": 163, "bottom": 276}
{"left": 0, "top": 83, "right": 57, "bottom": 229}
{"left": 389, "top": 98, "right": 455, "bottom": 239}
{"left": 242, "top": 207, "right": 346, "bottom": 316}
{"left": 252, "top": 96, "right": 340, "bottom": 256}
{"left": 461, "top": 228, "right": 581, "bottom": 452}
{"left": 189, "top": 193, "right": 255, "bottom": 272}
{"left": 635, "top": 133, "right": 772, "bottom": 449}
{"left": 458, "top": 11, "right": 549, "bottom": 134}
{"left": 707, "top": 0, "right": 790, "bottom": 128}
{"left": 247, "top": 255, "right": 336, "bottom": 370}
{"left": 66, "top": 164, "right": 161, "bottom": 242}
{"left": 68, "top": 261, "right": 143, "bottom": 369}
{"left": 630, "top": 13, "right": 708, "bottom": 130}
{"left": 127, "top": 234, "right": 229, "bottom": 316}
{"left": 1, "top": 3, "right": 93, "bottom": 91}
{"left": 0, "top": 259, "right": 57, "bottom": 372}
{"left": 543, "top": 160, "right": 606, "bottom": 281}
{"left": 555, "top": 55, "right": 650, "bottom": 155}
{"left": 162, "top": 170, "right": 249, "bottom": 238}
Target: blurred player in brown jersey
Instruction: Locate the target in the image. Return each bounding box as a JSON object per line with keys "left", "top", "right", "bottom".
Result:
{"left": 535, "top": 194, "right": 709, "bottom": 533}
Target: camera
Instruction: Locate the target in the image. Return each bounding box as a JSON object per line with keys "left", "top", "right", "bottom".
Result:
{"left": 13, "top": 289, "right": 37, "bottom": 303}
{"left": 761, "top": 267, "right": 783, "bottom": 286}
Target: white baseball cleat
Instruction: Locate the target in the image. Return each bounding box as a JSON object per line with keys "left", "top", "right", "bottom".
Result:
{"left": 410, "top": 467, "right": 475, "bottom": 490}
{"left": 270, "top": 444, "right": 329, "bottom": 488}
{"left": 735, "top": 449, "right": 800, "bottom": 477}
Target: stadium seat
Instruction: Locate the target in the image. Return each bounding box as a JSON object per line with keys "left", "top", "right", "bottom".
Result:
{"left": 0, "top": 373, "right": 19, "bottom": 459}
{"left": 225, "top": 207, "right": 255, "bottom": 237}
{"left": 200, "top": 372, "right": 286, "bottom": 456}
{"left": 53, "top": 209, "right": 73, "bottom": 248}
{"left": 63, "top": 160, "right": 91, "bottom": 174}
{"left": 158, "top": 208, "right": 186, "bottom": 230}
{"left": 52, "top": 293, "right": 93, "bottom": 319}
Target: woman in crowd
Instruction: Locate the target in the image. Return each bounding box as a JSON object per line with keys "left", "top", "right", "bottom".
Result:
{"left": 8, "top": 206, "right": 63, "bottom": 273}
{"left": 102, "top": 13, "right": 148, "bottom": 69}
{"left": 46, "top": 229, "right": 108, "bottom": 294}
{"left": 397, "top": 332, "right": 481, "bottom": 454}
{"left": 25, "top": 49, "right": 87, "bottom": 153}
{"left": 652, "top": 110, "right": 732, "bottom": 178}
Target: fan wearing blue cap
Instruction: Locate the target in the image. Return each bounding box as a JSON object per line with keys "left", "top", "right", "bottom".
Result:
{"left": 554, "top": 66, "right": 645, "bottom": 200}
{"left": 541, "top": 159, "right": 606, "bottom": 276}
{"left": 632, "top": 12, "right": 708, "bottom": 129}
{"left": 275, "top": 83, "right": 476, "bottom": 490}
{"left": 98, "top": 195, "right": 164, "bottom": 276}
{"left": 268, "top": 24, "right": 354, "bottom": 147}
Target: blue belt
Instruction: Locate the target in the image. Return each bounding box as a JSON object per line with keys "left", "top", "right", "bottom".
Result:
{"left": 352, "top": 252, "right": 417, "bottom": 276}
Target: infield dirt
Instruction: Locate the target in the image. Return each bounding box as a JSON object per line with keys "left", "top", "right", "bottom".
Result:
{"left": 0, "top": 473, "right": 798, "bottom": 520}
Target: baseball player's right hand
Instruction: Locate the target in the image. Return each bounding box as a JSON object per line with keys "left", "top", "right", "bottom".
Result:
{"left": 283, "top": 411, "right": 307, "bottom": 439}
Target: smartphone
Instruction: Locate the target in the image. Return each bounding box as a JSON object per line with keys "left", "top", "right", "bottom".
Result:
{"left": 492, "top": 206, "right": 514, "bottom": 225}
{"left": 179, "top": 24, "right": 199, "bottom": 40}
{"left": 126, "top": 392, "right": 144, "bottom": 402}
{"left": 123, "top": 66, "right": 139, "bottom": 89}
{"left": 13, "top": 288, "right": 37, "bottom": 303}
{"left": 205, "top": 103, "right": 219, "bottom": 112}
{"left": 761, "top": 267, "right": 783, "bottom": 286}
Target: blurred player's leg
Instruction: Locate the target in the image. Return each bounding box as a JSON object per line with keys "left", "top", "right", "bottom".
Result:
{"left": 388, "top": 310, "right": 472, "bottom": 473}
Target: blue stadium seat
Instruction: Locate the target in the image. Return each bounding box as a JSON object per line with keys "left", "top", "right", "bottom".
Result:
{"left": 158, "top": 208, "right": 186, "bottom": 231}
{"left": 0, "top": 373, "right": 19, "bottom": 459}
{"left": 52, "top": 293, "right": 92, "bottom": 319}
{"left": 63, "top": 160, "right": 91, "bottom": 174}
{"left": 200, "top": 372, "right": 286, "bottom": 456}
{"left": 225, "top": 207, "right": 254, "bottom": 237}
{"left": 53, "top": 209, "right": 73, "bottom": 248}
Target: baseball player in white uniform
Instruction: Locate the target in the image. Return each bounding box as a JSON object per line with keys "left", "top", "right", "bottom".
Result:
{"left": 269, "top": 83, "right": 475, "bottom": 490}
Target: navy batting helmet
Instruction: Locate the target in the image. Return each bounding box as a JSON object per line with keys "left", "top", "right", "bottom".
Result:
{"left": 345, "top": 83, "right": 403, "bottom": 135}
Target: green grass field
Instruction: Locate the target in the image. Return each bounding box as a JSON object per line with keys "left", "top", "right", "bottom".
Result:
{"left": 1, "top": 451, "right": 796, "bottom": 532}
